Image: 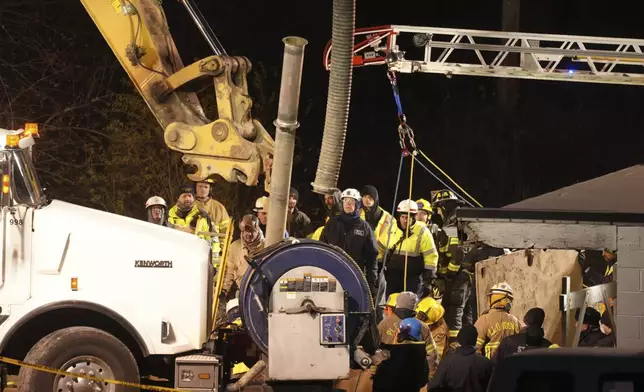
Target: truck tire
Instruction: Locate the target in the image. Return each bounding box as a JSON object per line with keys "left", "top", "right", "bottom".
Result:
{"left": 18, "top": 326, "right": 140, "bottom": 392}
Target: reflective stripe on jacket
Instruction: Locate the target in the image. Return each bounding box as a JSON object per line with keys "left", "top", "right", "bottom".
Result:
{"left": 473, "top": 308, "right": 522, "bottom": 359}
{"left": 384, "top": 221, "right": 438, "bottom": 271}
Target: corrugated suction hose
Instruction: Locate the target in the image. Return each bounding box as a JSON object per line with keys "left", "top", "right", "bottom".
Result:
{"left": 311, "top": 0, "right": 355, "bottom": 195}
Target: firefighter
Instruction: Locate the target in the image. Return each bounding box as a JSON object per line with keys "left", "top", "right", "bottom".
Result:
{"left": 373, "top": 317, "right": 430, "bottom": 392}
{"left": 494, "top": 307, "right": 552, "bottom": 364}
{"left": 145, "top": 196, "right": 169, "bottom": 227}
{"left": 320, "top": 188, "right": 378, "bottom": 296}
{"left": 415, "top": 297, "right": 449, "bottom": 378}
{"left": 307, "top": 189, "right": 341, "bottom": 241}
{"left": 578, "top": 248, "right": 617, "bottom": 289}
{"left": 194, "top": 180, "right": 231, "bottom": 234}
{"left": 428, "top": 325, "right": 494, "bottom": 392}
{"left": 220, "top": 215, "right": 265, "bottom": 300}
{"left": 576, "top": 307, "right": 611, "bottom": 347}
{"left": 432, "top": 189, "right": 470, "bottom": 341}
{"left": 256, "top": 197, "right": 288, "bottom": 238}
{"left": 415, "top": 198, "right": 439, "bottom": 236}
{"left": 253, "top": 196, "right": 268, "bottom": 233}
{"left": 360, "top": 185, "right": 396, "bottom": 255}
{"left": 193, "top": 181, "right": 226, "bottom": 267}
{"left": 383, "top": 293, "right": 400, "bottom": 319}
{"left": 383, "top": 199, "right": 438, "bottom": 297}
{"left": 168, "top": 185, "right": 213, "bottom": 240}
{"left": 286, "top": 187, "right": 312, "bottom": 238}
{"left": 377, "top": 292, "right": 437, "bottom": 375}
{"left": 473, "top": 282, "right": 522, "bottom": 359}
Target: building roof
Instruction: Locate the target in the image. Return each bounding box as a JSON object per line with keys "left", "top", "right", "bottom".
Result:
{"left": 504, "top": 165, "right": 644, "bottom": 213}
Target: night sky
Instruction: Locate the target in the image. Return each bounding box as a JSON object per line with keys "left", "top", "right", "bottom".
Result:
{"left": 4, "top": 0, "right": 644, "bottom": 222}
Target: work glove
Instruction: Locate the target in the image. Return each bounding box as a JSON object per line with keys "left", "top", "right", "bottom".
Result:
{"left": 421, "top": 270, "right": 436, "bottom": 285}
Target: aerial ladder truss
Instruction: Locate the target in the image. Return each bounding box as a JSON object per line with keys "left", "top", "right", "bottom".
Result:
{"left": 324, "top": 25, "right": 644, "bottom": 85}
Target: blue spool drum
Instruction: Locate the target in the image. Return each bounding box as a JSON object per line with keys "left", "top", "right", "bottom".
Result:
{"left": 239, "top": 239, "right": 374, "bottom": 354}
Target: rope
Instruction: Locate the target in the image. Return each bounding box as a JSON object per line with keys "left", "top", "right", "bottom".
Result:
{"left": 417, "top": 149, "right": 483, "bottom": 208}
{"left": 376, "top": 152, "right": 405, "bottom": 312}
{"left": 403, "top": 151, "right": 416, "bottom": 291}
{"left": 412, "top": 155, "right": 475, "bottom": 208}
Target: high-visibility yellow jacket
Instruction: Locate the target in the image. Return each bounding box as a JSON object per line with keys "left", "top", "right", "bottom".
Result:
{"left": 437, "top": 232, "right": 461, "bottom": 277}
{"left": 361, "top": 208, "right": 398, "bottom": 260}
{"left": 384, "top": 221, "right": 438, "bottom": 272}
{"left": 168, "top": 205, "right": 220, "bottom": 259}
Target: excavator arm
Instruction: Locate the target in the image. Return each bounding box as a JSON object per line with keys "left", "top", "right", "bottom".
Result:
{"left": 80, "top": 0, "right": 274, "bottom": 190}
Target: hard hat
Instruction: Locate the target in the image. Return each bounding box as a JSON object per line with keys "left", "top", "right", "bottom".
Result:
{"left": 254, "top": 196, "right": 268, "bottom": 212}
{"left": 399, "top": 318, "right": 423, "bottom": 341}
{"left": 145, "top": 196, "right": 167, "bottom": 209}
{"left": 415, "top": 297, "right": 445, "bottom": 324}
{"left": 385, "top": 293, "right": 400, "bottom": 308}
{"left": 487, "top": 282, "right": 514, "bottom": 300}
{"left": 226, "top": 298, "right": 239, "bottom": 314}
{"left": 431, "top": 189, "right": 459, "bottom": 206}
{"left": 341, "top": 188, "right": 361, "bottom": 202}
{"left": 416, "top": 198, "right": 432, "bottom": 213}
{"left": 397, "top": 199, "right": 418, "bottom": 214}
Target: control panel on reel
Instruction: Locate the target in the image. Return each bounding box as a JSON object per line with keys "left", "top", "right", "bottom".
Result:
{"left": 269, "top": 266, "right": 349, "bottom": 380}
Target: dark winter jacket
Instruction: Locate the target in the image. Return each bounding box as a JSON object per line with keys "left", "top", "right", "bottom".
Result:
{"left": 427, "top": 346, "right": 494, "bottom": 392}
{"left": 494, "top": 328, "right": 552, "bottom": 365}
{"left": 372, "top": 342, "right": 429, "bottom": 392}
{"left": 579, "top": 326, "right": 610, "bottom": 347}
{"left": 286, "top": 207, "right": 312, "bottom": 238}
{"left": 320, "top": 214, "right": 378, "bottom": 294}
{"left": 578, "top": 250, "right": 615, "bottom": 288}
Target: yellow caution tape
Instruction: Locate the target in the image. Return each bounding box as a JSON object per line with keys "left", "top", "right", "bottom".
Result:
{"left": 0, "top": 355, "right": 183, "bottom": 392}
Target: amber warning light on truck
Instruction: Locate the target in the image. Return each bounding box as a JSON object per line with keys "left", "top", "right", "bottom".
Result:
{"left": 5, "top": 123, "right": 39, "bottom": 148}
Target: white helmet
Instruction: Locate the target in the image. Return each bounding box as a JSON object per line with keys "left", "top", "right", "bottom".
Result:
{"left": 341, "top": 188, "right": 361, "bottom": 202}
{"left": 145, "top": 196, "right": 167, "bottom": 209}
{"left": 226, "top": 298, "right": 239, "bottom": 314}
{"left": 397, "top": 199, "right": 418, "bottom": 214}
{"left": 254, "top": 196, "right": 268, "bottom": 212}
{"left": 488, "top": 282, "right": 514, "bottom": 300}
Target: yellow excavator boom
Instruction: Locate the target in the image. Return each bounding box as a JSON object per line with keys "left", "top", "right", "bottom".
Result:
{"left": 80, "top": 0, "right": 274, "bottom": 190}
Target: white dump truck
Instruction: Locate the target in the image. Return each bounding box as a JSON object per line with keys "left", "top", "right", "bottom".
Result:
{"left": 0, "top": 124, "right": 214, "bottom": 390}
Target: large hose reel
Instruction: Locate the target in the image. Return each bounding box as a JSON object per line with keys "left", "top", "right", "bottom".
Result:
{"left": 238, "top": 239, "right": 375, "bottom": 359}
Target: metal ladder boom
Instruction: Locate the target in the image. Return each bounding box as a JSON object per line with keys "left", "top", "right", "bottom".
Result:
{"left": 323, "top": 25, "right": 644, "bottom": 86}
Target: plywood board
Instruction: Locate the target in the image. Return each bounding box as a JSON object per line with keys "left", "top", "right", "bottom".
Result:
{"left": 475, "top": 249, "right": 582, "bottom": 346}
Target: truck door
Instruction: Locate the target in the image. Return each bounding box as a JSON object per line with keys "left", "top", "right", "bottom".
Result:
{"left": 0, "top": 152, "right": 34, "bottom": 307}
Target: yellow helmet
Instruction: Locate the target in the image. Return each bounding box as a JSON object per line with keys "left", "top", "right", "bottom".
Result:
{"left": 415, "top": 297, "right": 445, "bottom": 324}
{"left": 385, "top": 293, "right": 400, "bottom": 308}
{"left": 416, "top": 198, "right": 432, "bottom": 213}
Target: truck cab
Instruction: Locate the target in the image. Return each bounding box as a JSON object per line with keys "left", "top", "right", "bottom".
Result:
{"left": 0, "top": 124, "right": 214, "bottom": 390}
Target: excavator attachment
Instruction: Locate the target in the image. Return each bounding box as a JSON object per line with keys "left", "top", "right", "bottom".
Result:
{"left": 81, "top": 0, "right": 274, "bottom": 190}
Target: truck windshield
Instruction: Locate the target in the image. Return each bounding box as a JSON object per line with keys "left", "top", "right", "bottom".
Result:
{"left": 11, "top": 149, "right": 45, "bottom": 207}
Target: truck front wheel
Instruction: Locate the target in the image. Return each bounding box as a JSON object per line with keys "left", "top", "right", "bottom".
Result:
{"left": 18, "top": 326, "right": 140, "bottom": 392}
